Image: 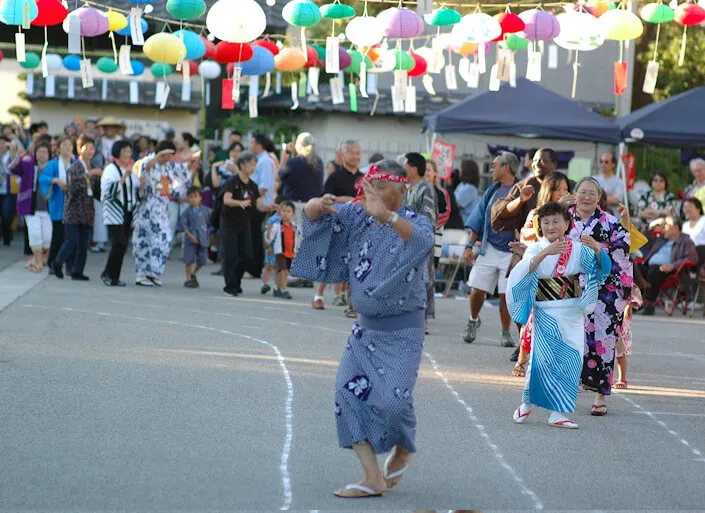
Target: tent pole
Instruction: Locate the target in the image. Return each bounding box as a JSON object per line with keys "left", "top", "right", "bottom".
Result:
{"left": 428, "top": 132, "right": 437, "bottom": 155}
{"left": 616, "top": 141, "right": 630, "bottom": 213}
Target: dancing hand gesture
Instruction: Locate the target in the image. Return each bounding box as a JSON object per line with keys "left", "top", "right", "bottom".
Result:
{"left": 360, "top": 181, "right": 390, "bottom": 222}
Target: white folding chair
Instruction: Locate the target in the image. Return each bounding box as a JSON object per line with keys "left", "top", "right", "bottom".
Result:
{"left": 438, "top": 229, "right": 470, "bottom": 298}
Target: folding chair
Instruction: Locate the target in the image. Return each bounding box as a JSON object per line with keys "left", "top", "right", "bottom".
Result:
{"left": 689, "top": 272, "right": 705, "bottom": 318}
{"left": 656, "top": 260, "right": 696, "bottom": 316}
{"left": 438, "top": 229, "right": 469, "bottom": 298}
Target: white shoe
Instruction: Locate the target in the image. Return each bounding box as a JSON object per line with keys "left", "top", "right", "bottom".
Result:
{"left": 548, "top": 411, "right": 579, "bottom": 429}
{"left": 513, "top": 403, "right": 533, "bottom": 423}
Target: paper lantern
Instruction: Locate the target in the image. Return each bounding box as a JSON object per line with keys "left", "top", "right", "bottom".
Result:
{"left": 32, "top": 0, "right": 67, "bottom": 26}
{"left": 239, "top": 45, "right": 276, "bottom": 75}
{"left": 253, "top": 39, "right": 279, "bottom": 56}
{"left": 343, "top": 50, "right": 371, "bottom": 73}
{"left": 383, "top": 49, "right": 414, "bottom": 71}
{"left": 345, "top": 16, "right": 385, "bottom": 47}
{"left": 0, "top": 0, "right": 38, "bottom": 26}
{"left": 337, "top": 48, "right": 352, "bottom": 70}
{"left": 304, "top": 46, "right": 319, "bottom": 67}
{"left": 454, "top": 41, "right": 478, "bottom": 56}
{"left": 321, "top": 2, "right": 355, "bottom": 19}
{"left": 60, "top": 7, "right": 109, "bottom": 37}
{"left": 424, "top": 7, "right": 461, "bottom": 26}
{"left": 312, "top": 44, "right": 326, "bottom": 61}
{"left": 106, "top": 10, "right": 128, "bottom": 31}
{"left": 407, "top": 51, "right": 427, "bottom": 77}
{"left": 166, "top": 0, "right": 206, "bottom": 20}
{"left": 207, "top": 0, "right": 266, "bottom": 42}
{"left": 151, "top": 62, "right": 173, "bottom": 78}
{"left": 198, "top": 60, "right": 221, "bottom": 78}
{"left": 586, "top": 0, "right": 611, "bottom": 17}
{"left": 174, "top": 29, "right": 206, "bottom": 60}
{"left": 363, "top": 46, "right": 380, "bottom": 62}
{"left": 96, "top": 56, "right": 119, "bottom": 73}
{"left": 452, "top": 13, "right": 502, "bottom": 43}
{"left": 215, "top": 41, "right": 254, "bottom": 63}
{"left": 274, "top": 47, "right": 306, "bottom": 71}
{"left": 414, "top": 47, "right": 444, "bottom": 73}
{"left": 44, "top": 53, "right": 62, "bottom": 72}
{"left": 554, "top": 11, "right": 605, "bottom": 51}
{"left": 378, "top": 7, "right": 424, "bottom": 38}
{"left": 495, "top": 12, "right": 525, "bottom": 34}
{"left": 201, "top": 36, "right": 216, "bottom": 58}
{"left": 115, "top": 16, "right": 148, "bottom": 37}
{"left": 20, "top": 52, "right": 41, "bottom": 69}
{"left": 283, "top": 0, "right": 322, "bottom": 26}
{"left": 640, "top": 2, "right": 674, "bottom": 23}
{"left": 435, "top": 32, "right": 461, "bottom": 51}
{"left": 518, "top": 9, "right": 560, "bottom": 41}
{"left": 502, "top": 34, "right": 529, "bottom": 50}
{"left": 144, "top": 33, "right": 187, "bottom": 65}
{"left": 599, "top": 9, "right": 643, "bottom": 40}
{"left": 63, "top": 54, "right": 81, "bottom": 71}
{"left": 129, "top": 60, "right": 145, "bottom": 76}
{"left": 0, "top": 50, "right": 4, "bottom": 63}
{"left": 675, "top": 3, "right": 705, "bottom": 24}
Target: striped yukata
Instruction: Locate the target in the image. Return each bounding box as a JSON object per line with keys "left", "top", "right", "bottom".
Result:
{"left": 506, "top": 238, "right": 610, "bottom": 414}
{"left": 100, "top": 162, "right": 140, "bottom": 227}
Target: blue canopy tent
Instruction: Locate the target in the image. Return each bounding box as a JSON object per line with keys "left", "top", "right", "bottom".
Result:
{"left": 617, "top": 87, "right": 705, "bottom": 147}
{"left": 423, "top": 78, "right": 621, "bottom": 144}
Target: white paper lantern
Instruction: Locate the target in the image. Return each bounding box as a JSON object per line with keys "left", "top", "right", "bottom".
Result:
{"left": 367, "top": 49, "right": 395, "bottom": 73}
{"left": 198, "top": 59, "right": 222, "bottom": 78}
{"left": 414, "top": 46, "right": 445, "bottom": 74}
{"left": 345, "top": 16, "right": 385, "bottom": 47}
{"left": 553, "top": 11, "right": 605, "bottom": 50}
{"left": 206, "top": 0, "right": 266, "bottom": 42}
{"left": 45, "top": 53, "right": 63, "bottom": 72}
{"left": 451, "top": 12, "right": 502, "bottom": 42}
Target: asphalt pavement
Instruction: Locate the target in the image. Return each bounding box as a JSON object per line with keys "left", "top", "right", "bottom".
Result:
{"left": 0, "top": 248, "right": 704, "bottom": 511}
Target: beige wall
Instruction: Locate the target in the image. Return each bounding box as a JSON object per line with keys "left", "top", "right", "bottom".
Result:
{"left": 0, "top": 61, "right": 31, "bottom": 125}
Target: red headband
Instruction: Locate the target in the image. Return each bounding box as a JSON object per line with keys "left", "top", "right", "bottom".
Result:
{"left": 353, "top": 165, "right": 409, "bottom": 201}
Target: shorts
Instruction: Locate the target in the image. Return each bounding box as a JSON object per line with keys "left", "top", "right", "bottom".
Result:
{"left": 467, "top": 244, "right": 513, "bottom": 295}
{"left": 276, "top": 254, "right": 292, "bottom": 272}
{"left": 25, "top": 211, "right": 52, "bottom": 249}
{"left": 183, "top": 244, "right": 207, "bottom": 265}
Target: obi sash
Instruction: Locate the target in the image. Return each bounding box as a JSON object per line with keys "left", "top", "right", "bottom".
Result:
{"left": 536, "top": 275, "right": 581, "bottom": 302}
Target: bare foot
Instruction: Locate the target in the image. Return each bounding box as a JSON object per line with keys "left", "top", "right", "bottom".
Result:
{"left": 384, "top": 446, "right": 413, "bottom": 489}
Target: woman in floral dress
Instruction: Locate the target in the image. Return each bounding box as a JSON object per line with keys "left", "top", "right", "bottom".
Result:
{"left": 635, "top": 171, "right": 678, "bottom": 226}
{"left": 132, "top": 141, "right": 194, "bottom": 286}
{"left": 568, "top": 177, "right": 632, "bottom": 416}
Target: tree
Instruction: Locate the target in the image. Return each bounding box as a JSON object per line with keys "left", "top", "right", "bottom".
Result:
{"left": 8, "top": 105, "right": 30, "bottom": 127}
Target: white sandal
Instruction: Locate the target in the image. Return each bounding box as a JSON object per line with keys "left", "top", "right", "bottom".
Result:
{"left": 548, "top": 412, "right": 579, "bottom": 429}
{"left": 513, "top": 403, "right": 533, "bottom": 423}
{"left": 333, "top": 483, "right": 384, "bottom": 498}
{"left": 383, "top": 453, "right": 409, "bottom": 489}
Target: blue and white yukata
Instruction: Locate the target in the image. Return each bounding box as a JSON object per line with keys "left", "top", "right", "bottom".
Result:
{"left": 506, "top": 238, "right": 611, "bottom": 414}
{"left": 291, "top": 202, "right": 434, "bottom": 453}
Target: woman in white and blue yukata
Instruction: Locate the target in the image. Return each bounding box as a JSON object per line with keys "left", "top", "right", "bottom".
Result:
{"left": 291, "top": 160, "right": 434, "bottom": 499}
{"left": 507, "top": 201, "right": 611, "bottom": 429}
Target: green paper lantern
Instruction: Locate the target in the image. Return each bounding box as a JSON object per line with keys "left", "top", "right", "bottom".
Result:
{"left": 344, "top": 50, "right": 372, "bottom": 73}
{"left": 166, "top": 0, "right": 206, "bottom": 20}
{"left": 392, "top": 50, "right": 414, "bottom": 71}
{"left": 151, "top": 62, "right": 173, "bottom": 77}
{"left": 640, "top": 2, "right": 674, "bottom": 23}
{"left": 282, "top": 0, "right": 322, "bottom": 27}
{"left": 19, "top": 52, "right": 41, "bottom": 69}
{"left": 96, "top": 56, "right": 119, "bottom": 74}
{"left": 424, "top": 7, "right": 461, "bottom": 26}
{"left": 312, "top": 44, "right": 326, "bottom": 60}
{"left": 503, "top": 34, "right": 529, "bottom": 51}
{"left": 321, "top": 2, "right": 355, "bottom": 19}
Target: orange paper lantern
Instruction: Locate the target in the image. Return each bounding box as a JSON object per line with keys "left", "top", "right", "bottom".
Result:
{"left": 274, "top": 47, "right": 306, "bottom": 71}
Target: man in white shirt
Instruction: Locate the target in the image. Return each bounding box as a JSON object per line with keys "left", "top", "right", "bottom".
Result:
{"left": 248, "top": 134, "right": 276, "bottom": 278}
{"left": 595, "top": 152, "right": 624, "bottom": 216}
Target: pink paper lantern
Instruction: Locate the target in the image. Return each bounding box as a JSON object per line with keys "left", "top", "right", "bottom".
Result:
{"left": 379, "top": 7, "right": 424, "bottom": 38}
{"left": 518, "top": 9, "right": 560, "bottom": 41}
{"left": 77, "top": 7, "right": 109, "bottom": 37}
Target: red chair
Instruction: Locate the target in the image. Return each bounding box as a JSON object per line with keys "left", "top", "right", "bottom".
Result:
{"left": 656, "top": 260, "right": 696, "bottom": 316}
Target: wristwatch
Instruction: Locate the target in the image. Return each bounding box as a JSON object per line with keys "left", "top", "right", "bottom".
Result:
{"left": 386, "top": 212, "right": 400, "bottom": 227}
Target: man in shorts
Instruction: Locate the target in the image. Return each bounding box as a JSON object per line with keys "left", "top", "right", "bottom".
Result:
{"left": 463, "top": 152, "right": 519, "bottom": 347}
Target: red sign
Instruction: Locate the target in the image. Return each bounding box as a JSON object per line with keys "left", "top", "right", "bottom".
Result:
{"left": 622, "top": 153, "right": 636, "bottom": 190}
{"left": 431, "top": 140, "right": 456, "bottom": 181}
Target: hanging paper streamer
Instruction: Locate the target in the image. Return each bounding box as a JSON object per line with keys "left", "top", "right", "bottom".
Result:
{"left": 68, "top": 15, "right": 80, "bottom": 54}
{"left": 129, "top": 7, "right": 144, "bottom": 46}
{"left": 155, "top": 81, "right": 166, "bottom": 104}
{"left": 526, "top": 50, "right": 541, "bottom": 82}
{"left": 642, "top": 60, "right": 659, "bottom": 94}
{"left": 182, "top": 80, "right": 192, "bottom": 102}
{"left": 308, "top": 67, "right": 320, "bottom": 96}
{"left": 249, "top": 75, "right": 260, "bottom": 97}
{"left": 548, "top": 44, "right": 558, "bottom": 69}
{"left": 478, "top": 43, "right": 486, "bottom": 74}
{"left": 26, "top": 72, "right": 34, "bottom": 95}
{"left": 325, "top": 36, "right": 339, "bottom": 73}
{"left": 291, "top": 81, "right": 299, "bottom": 110}
{"left": 222, "top": 78, "right": 234, "bottom": 109}
{"left": 205, "top": 82, "right": 211, "bottom": 106}
{"left": 489, "top": 64, "right": 501, "bottom": 91}
{"left": 349, "top": 83, "right": 357, "bottom": 112}
{"left": 109, "top": 31, "right": 117, "bottom": 63}
{"left": 571, "top": 52, "right": 581, "bottom": 99}
{"left": 458, "top": 57, "right": 470, "bottom": 82}
{"left": 22, "top": 1, "right": 31, "bottom": 29}
{"left": 249, "top": 75, "right": 259, "bottom": 117}
{"left": 298, "top": 71, "right": 306, "bottom": 98}
{"left": 119, "top": 45, "right": 133, "bottom": 75}
{"left": 160, "top": 84, "right": 171, "bottom": 110}
{"left": 275, "top": 71, "right": 282, "bottom": 94}
{"left": 330, "top": 77, "right": 344, "bottom": 104}
{"left": 390, "top": 86, "right": 404, "bottom": 112}
{"left": 393, "top": 70, "right": 408, "bottom": 101}
{"left": 182, "top": 59, "right": 190, "bottom": 83}
{"left": 101, "top": 78, "right": 108, "bottom": 100}
{"left": 496, "top": 48, "right": 512, "bottom": 82}
{"left": 80, "top": 59, "right": 94, "bottom": 88}
{"left": 359, "top": 60, "right": 368, "bottom": 98}
{"left": 467, "top": 62, "right": 480, "bottom": 88}
{"left": 509, "top": 63, "right": 517, "bottom": 87}
{"left": 129, "top": 80, "right": 138, "bottom": 103}
{"left": 41, "top": 32, "right": 48, "bottom": 78}
{"left": 300, "top": 27, "right": 307, "bottom": 55}
{"left": 16, "top": 33, "right": 26, "bottom": 62}
{"left": 422, "top": 74, "right": 436, "bottom": 95}
{"left": 444, "top": 65, "right": 457, "bottom": 90}
{"left": 404, "top": 85, "right": 416, "bottom": 113}
{"left": 249, "top": 96, "right": 258, "bottom": 118}
{"left": 366, "top": 71, "right": 377, "bottom": 95}
{"left": 67, "top": 76, "right": 75, "bottom": 98}
{"left": 231, "top": 66, "right": 242, "bottom": 103}
{"left": 263, "top": 72, "right": 271, "bottom": 97}
{"left": 614, "top": 60, "right": 628, "bottom": 96}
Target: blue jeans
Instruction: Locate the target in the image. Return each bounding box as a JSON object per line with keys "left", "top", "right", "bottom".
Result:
{"left": 0, "top": 193, "right": 16, "bottom": 245}
{"left": 56, "top": 224, "right": 89, "bottom": 274}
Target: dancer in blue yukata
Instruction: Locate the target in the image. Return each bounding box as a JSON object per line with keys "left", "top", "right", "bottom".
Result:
{"left": 291, "top": 161, "right": 434, "bottom": 499}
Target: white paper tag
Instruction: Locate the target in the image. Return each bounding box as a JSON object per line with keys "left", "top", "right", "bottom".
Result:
{"left": 263, "top": 72, "right": 271, "bottom": 96}
{"left": 444, "top": 65, "right": 457, "bottom": 90}
{"left": 15, "top": 33, "right": 26, "bottom": 62}
{"left": 391, "top": 86, "right": 404, "bottom": 112}
{"left": 68, "top": 15, "right": 81, "bottom": 54}
{"left": 642, "top": 60, "right": 659, "bottom": 95}
{"left": 366, "top": 71, "right": 377, "bottom": 95}
{"left": 422, "top": 74, "right": 436, "bottom": 95}
{"left": 205, "top": 82, "right": 211, "bottom": 105}
{"left": 359, "top": 61, "right": 368, "bottom": 98}
{"left": 526, "top": 50, "right": 542, "bottom": 82}
{"left": 80, "top": 59, "right": 94, "bottom": 88}
{"left": 496, "top": 48, "right": 512, "bottom": 81}
{"left": 404, "top": 85, "right": 417, "bottom": 113}
{"left": 249, "top": 95, "right": 258, "bottom": 118}
{"left": 45, "top": 75, "right": 56, "bottom": 97}
{"left": 330, "top": 77, "right": 344, "bottom": 104}
{"left": 129, "top": 80, "right": 139, "bottom": 104}
{"left": 119, "top": 45, "right": 133, "bottom": 75}
{"left": 22, "top": 1, "right": 31, "bottom": 29}
{"left": 129, "top": 8, "right": 144, "bottom": 46}
{"left": 155, "top": 81, "right": 166, "bottom": 104}
{"left": 249, "top": 75, "right": 259, "bottom": 97}
{"left": 509, "top": 63, "right": 517, "bottom": 87}
{"left": 468, "top": 62, "right": 480, "bottom": 88}
{"left": 458, "top": 57, "right": 470, "bottom": 82}
{"left": 489, "top": 64, "right": 501, "bottom": 91}
{"left": 548, "top": 44, "right": 558, "bottom": 69}
{"left": 41, "top": 42, "right": 49, "bottom": 78}
{"left": 67, "top": 76, "right": 75, "bottom": 98}
{"left": 478, "top": 43, "right": 487, "bottom": 74}
{"left": 538, "top": 41, "right": 545, "bottom": 54}
{"left": 275, "top": 71, "right": 282, "bottom": 94}
{"left": 160, "top": 84, "right": 170, "bottom": 110}
{"left": 182, "top": 61, "right": 190, "bottom": 83}
{"left": 232, "top": 66, "right": 241, "bottom": 103}
{"left": 394, "top": 70, "right": 408, "bottom": 99}
{"left": 26, "top": 72, "right": 34, "bottom": 95}
{"left": 325, "top": 36, "right": 340, "bottom": 74}
{"left": 181, "top": 80, "right": 191, "bottom": 101}
{"left": 308, "top": 67, "right": 320, "bottom": 96}
{"left": 291, "top": 81, "right": 299, "bottom": 110}
{"left": 101, "top": 78, "right": 108, "bottom": 99}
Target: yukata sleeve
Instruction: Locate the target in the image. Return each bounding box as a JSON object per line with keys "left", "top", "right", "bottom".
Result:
{"left": 506, "top": 243, "right": 542, "bottom": 325}
{"left": 101, "top": 164, "right": 121, "bottom": 203}
{"left": 607, "top": 221, "right": 633, "bottom": 315}
{"left": 290, "top": 202, "right": 355, "bottom": 283}
{"left": 578, "top": 244, "right": 612, "bottom": 315}
{"left": 169, "top": 161, "right": 192, "bottom": 199}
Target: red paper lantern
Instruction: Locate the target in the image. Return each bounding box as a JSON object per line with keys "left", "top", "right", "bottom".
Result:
{"left": 304, "top": 46, "right": 319, "bottom": 67}
{"left": 408, "top": 51, "right": 427, "bottom": 77}
{"left": 187, "top": 60, "right": 198, "bottom": 75}
{"left": 214, "top": 42, "right": 254, "bottom": 63}
{"left": 494, "top": 12, "right": 525, "bottom": 34}
{"left": 201, "top": 36, "right": 216, "bottom": 59}
{"left": 675, "top": 3, "right": 705, "bottom": 25}
{"left": 32, "top": 0, "right": 68, "bottom": 26}
{"left": 252, "top": 39, "right": 279, "bottom": 56}
{"left": 0, "top": 50, "right": 4, "bottom": 62}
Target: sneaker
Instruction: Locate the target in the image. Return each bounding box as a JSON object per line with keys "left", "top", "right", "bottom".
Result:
{"left": 71, "top": 273, "right": 90, "bottom": 281}
{"left": 223, "top": 287, "right": 238, "bottom": 297}
{"left": 184, "top": 279, "right": 199, "bottom": 288}
{"left": 500, "top": 331, "right": 516, "bottom": 348}
{"left": 261, "top": 284, "right": 271, "bottom": 295}
{"left": 281, "top": 290, "right": 293, "bottom": 300}
{"left": 332, "top": 294, "right": 346, "bottom": 307}
{"left": 463, "top": 318, "right": 481, "bottom": 343}
{"left": 509, "top": 347, "right": 520, "bottom": 362}
{"left": 273, "top": 288, "right": 283, "bottom": 298}
{"left": 51, "top": 261, "right": 64, "bottom": 279}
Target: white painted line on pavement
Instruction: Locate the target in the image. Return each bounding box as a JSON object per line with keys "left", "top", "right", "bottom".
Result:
{"left": 632, "top": 411, "right": 705, "bottom": 417}
{"left": 620, "top": 395, "right": 705, "bottom": 464}
{"left": 423, "top": 351, "right": 544, "bottom": 510}
{"left": 21, "top": 304, "right": 295, "bottom": 510}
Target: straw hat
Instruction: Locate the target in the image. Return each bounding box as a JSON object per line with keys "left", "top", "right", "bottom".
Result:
{"left": 97, "top": 116, "right": 126, "bottom": 128}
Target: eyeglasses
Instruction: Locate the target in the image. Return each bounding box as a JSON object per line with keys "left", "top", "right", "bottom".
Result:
{"left": 576, "top": 190, "right": 599, "bottom": 198}
{"left": 599, "top": 160, "right": 611, "bottom": 164}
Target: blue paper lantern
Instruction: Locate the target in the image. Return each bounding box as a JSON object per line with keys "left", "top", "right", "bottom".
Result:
{"left": 129, "top": 60, "right": 145, "bottom": 76}
{"left": 116, "top": 16, "right": 148, "bottom": 37}
{"left": 0, "top": 0, "right": 39, "bottom": 26}
{"left": 240, "top": 45, "right": 275, "bottom": 75}
{"left": 173, "top": 29, "right": 206, "bottom": 60}
{"left": 63, "top": 54, "right": 81, "bottom": 71}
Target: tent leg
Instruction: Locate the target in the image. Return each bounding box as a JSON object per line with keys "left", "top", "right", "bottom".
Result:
{"left": 616, "top": 141, "right": 630, "bottom": 213}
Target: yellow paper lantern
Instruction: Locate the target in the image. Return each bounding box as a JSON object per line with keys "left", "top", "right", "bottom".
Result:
{"left": 143, "top": 32, "right": 187, "bottom": 65}
{"left": 106, "top": 10, "right": 127, "bottom": 31}
{"left": 454, "top": 41, "right": 478, "bottom": 56}
{"left": 599, "top": 9, "right": 643, "bottom": 40}
{"left": 274, "top": 47, "right": 306, "bottom": 71}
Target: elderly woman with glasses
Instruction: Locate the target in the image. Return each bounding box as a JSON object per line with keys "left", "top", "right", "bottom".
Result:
{"left": 567, "top": 177, "right": 632, "bottom": 417}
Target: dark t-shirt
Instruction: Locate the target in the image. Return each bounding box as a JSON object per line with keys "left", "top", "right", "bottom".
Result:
{"left": 324, "top": 166, "right": 363, "bottom": 198}
{"left": 221, "top": 174, "right": 259, "bottom": 230}
{"left": 278, "top": 156, "right": 324, "bottom": 202}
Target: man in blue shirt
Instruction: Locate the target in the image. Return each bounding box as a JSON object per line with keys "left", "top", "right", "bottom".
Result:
{"left": 462, "top": 152, "right": 519, "bottom": 347}
{"left": 249, "top": 134, "right": 276, "bottom": 278}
